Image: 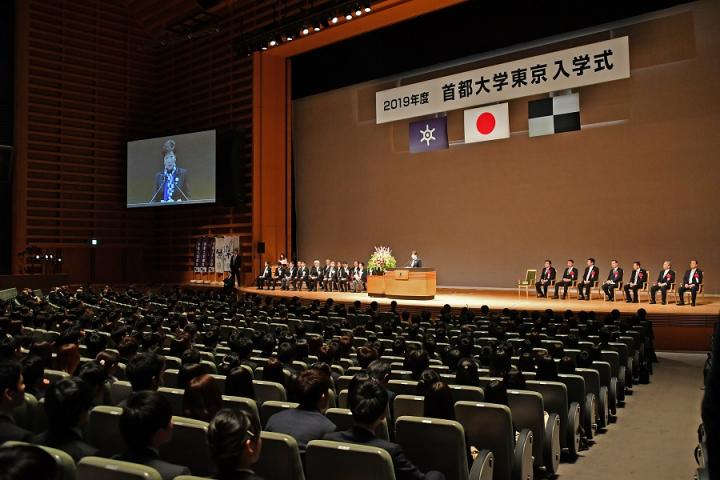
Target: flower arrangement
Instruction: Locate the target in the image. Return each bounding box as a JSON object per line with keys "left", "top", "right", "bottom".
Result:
{"left": 368, "top": 246, "right": 397, "bottom": 274}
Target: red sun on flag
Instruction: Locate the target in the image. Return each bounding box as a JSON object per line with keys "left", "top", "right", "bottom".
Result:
{"left": 476, "top": 112, "right": 496, "bottom": 135}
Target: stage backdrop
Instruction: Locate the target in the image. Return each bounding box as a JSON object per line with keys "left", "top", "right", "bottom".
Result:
{"left": 293, "top": 2, "right": 720, "bottom": 293}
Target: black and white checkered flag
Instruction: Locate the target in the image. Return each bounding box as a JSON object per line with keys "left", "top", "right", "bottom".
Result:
{"left": 528, "top": 93, "right": 580, "bottom": 137}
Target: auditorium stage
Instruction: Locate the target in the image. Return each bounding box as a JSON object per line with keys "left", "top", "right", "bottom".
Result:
{"left": 234, "top": 286, "right": 718, "bottom": 352}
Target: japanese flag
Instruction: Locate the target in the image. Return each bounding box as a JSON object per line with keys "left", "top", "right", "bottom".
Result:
{"left": 463, "top": 103, "right": 510, "bottom": 144}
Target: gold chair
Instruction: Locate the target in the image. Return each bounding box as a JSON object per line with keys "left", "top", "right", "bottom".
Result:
{"left": 676, "top": 279, "right": 705, "bottom": 304}
{"left": 601, "top": 281, "right": 623, "bottom": 302}
{"left": 517, "top": 269, "right": 537, "bottom": 298}
{"left": 637, "top": 271, "right": 650, "bottom": 302}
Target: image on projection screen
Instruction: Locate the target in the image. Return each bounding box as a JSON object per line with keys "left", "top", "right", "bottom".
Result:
{"left": 127, "top": 129, "right": 216, "bottom": 208}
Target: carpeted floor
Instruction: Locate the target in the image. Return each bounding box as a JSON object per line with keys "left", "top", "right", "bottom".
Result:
{"left": 558, "top": 351, "right": 706, "bottom": 480}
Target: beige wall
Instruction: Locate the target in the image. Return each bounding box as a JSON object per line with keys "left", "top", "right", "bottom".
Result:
{"left": 293, "top": 1, "right": 720, "bottom": 293}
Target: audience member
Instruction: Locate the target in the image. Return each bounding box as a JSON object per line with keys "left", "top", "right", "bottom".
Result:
{"left": 226, "top": 366, "right": 256, "bottom": 399}
{"left": 0, "top": 361, "right": 32, "bottom": 443}
{"left": 207, "top": 409, "right": 264, "bottom": 480}
{"left": 0, "top": 444, "right": 57, "bottom": 480}
{"left": 183, "top": 373, "right": 223, "bottom": 422}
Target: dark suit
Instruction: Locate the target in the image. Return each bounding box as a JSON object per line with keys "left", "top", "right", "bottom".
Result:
{"left": 553, "top": 267, "right": 578, "bottom": 298}
{"left": 323, "top": 426, "right": 445, "bottom": 480}
{"left": 650, "top": 269, "right": 676, "bottom": 304}
{"left": 282, "top": 267, "right": 296, "bottom": 291}
{"left": 33, "top": 429, "right": 99, "bottom": 463}
{"left": 265, "top": 408, "right": 337, "bottom": 453}
{"left": 323, "top": 267, "right": 338, "bottom": 292}
{"left": 408, "top": 258, "right": 423, "bottom": 268}
{"left": 338, "top": 267, "right": 350, "bottom": 292}
{"left": 601, "top": 267, "right": 624, "bottom": 301}
{"left": 678, "top": 268, "right": 704, "bottom": 305}
{"left": 308, "top": 266, "right": 321, "bottom": 291}
{"left": 118, "top": 447, "right": 190, "bottom": 480}
{"left": 0, "top": 413, "right": 33, "bottom": 443}
{"left": 257, "top": 266, "right": 272, "bottom": 289}
{"left": 578, "top": 265, "right": 600, "bottom": 299}
{"left": 153, "top": 167, "right": 190, "bottom": 202}
{"left": 229, "top": 254, "right": 241, "bottom": 286}
{"left": 535, "top": 266, "right": 556, "bottom": 297}
{"left": 296, "top": 267, "right": 308, "bottom": 291}
{"left": 623, "top": 268, "right": 648, "bottom": 303}
{"left": 215, "top": 470, "right": 264, "bottom": 480}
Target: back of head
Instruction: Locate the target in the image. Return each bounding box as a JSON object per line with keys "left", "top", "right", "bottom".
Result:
{"left": 57, "top": 343, "right": 80, "bottom": 374}
{"left": 183, "top": 374, "right": 223, "bottom": 422}
{"left": 85, "top": 332, "right": 107, "bottom": 358}
{"left": 76, "top": 361, "right": 108, "bottom": 391}
{"left": 505, "top": 368, "right": 527, "bottom": 390}
{"left": 207, "top": 409, "right": 261, "bottom": 474}
{"left": 367, "top": 359, "right": 391, "bottom": 383}
{"left": 536, "top": 357, "right": 559, "bottom": 381}
{"left": 229, "top": 334, "right": 253, "bottom": 359}
{"left": 296, "top": 367, "right": 331, "bottom": 411}
{"left": 277, "top": 342, "right": 296, "bottom": 364}
{"left": 0, "top": 444, "right": 57, "bottom": 480}
{"left": 423, "top": 381, "right": 454, "bottom": 421}
{"left": 44, "top": 377, "right": 93, "bottom": 432}
{"left": 348, "top": 377, "right": 388, "bottom": 426}
{"left": 226, "top": 366, "right": 255, "bottom": 399}
{"left": 558, "top": 356, "right": 576, "bottom": 374}
{"left": 120, "top": 391, "right": 172, "bottom": 449}
{"left": 0, "top": 360, "right": 22, "bottom": 398}
{"left": 178, "top": 363, "right": 207, "bottom": 390}
{"left": 357, "top": 346, "right": 378, "bottom": 370}
{"left": 490, "top": 348, "right": 511, "bottom": 377}
{"left": 455, "top": 357, "right": 480, "bottom": 387}
{"left": 262, "top": 357, "right": 286, "bottom": 386}
{"left": 417, "top": 368, "right": 441, "bottom": 396}
{"left": 484, "top": 379, "right": 509, "bottom": 406}
{"left": 126, "top": 352, "right": 165, "bottom": 392}
{"left": 404, "top": 349, "right": 430, "bottom": 380}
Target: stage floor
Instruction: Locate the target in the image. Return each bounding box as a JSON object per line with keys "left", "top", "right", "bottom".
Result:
{"left": 237, "top": 286, "right": 718, "bottom": 316}
{"left": 234, "top": 285, "right": 718, "bottom": 351}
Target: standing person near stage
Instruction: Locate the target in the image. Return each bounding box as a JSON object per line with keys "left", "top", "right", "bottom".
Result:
{"left": 535, "top": 260, "right": 556, "bottom": 298}
{"left": 407, "top": 251, "right": 423, "bottom": 268}
{"left": 650, "top": 261, "right": 675, "bottom": 305}
{"left": 678, "top": 259, "right": 703, "bottom": 306}
{"left": 601, "top": 260, "right": 623, "bottom": 301}
{"left": 229, "top": 248, "right": 241, "bottom": 287}
{"left": 552, "top": 259, "right": 578, "bottom": 299}
{"left": 578, "top": 258, "right": 599, "bottom": 301}
{"left": 624, "top": 261, "right": 647, "bottom": 303}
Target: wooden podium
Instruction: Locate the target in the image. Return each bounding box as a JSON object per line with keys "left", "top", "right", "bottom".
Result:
{"left": 367, "top": 268, "right": 436, "bottom": 300}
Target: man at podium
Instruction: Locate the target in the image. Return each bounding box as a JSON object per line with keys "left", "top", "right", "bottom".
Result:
{"left": 407, "top": 250, "right": 423, "bottom": 268}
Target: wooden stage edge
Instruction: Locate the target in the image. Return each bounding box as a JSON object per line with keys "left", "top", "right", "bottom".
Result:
{"left": 231, "top": 285, "right": 718, "bottom": 352}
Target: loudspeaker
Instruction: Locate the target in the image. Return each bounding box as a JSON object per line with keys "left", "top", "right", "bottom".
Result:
{"left": 257, "top": 242, "right": 265, "bottom": 254}
{"left": 216, "top": 129, "right": 246, "bottom": 206}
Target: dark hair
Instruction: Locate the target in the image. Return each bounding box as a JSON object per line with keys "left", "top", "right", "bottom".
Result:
{"left": 57, "top": 343, "right": 80, "bottom": 375}
{"left": 21, "top": 355, "right": 45, "bottom": 394}
{"left": 263, "top": 357, "right": 286, "bottom": 386}
{"left": 558, "top": 356, "right": 576, "bottom": 374}
{"left": 316, "top": 344, "right": 335, "bottom": 365}
{"left": 117, "top": 336, "right": 140, "bottom": 359}
{"left": 348, "top": 377, "right": 388, "bottom": 425}
{"left": 207, "top": 409, "right": 261, "bottom": 474}
{"left": 183, "top": 374, "right": 223, "bottom": 422}
{"left": 484, "top": 379, "right": 509, "bottom": 406}
{"left": 423, "top": 381, "right": 455, "bottom": 421}
{"left": 357, "top": 346, "right": 378, "bottom": 370}
{"left": 75, "top": 361, "right": 108, "bottom": 392}
{"left": 367, "top": 359, "right": 391, "bottom": 383}
{"left": 85, "top": 332, "right": 107, "bottom": 359}
{"left": 119, "top": 391, "right": 172, "bottom": 448}
{"left": 0, "top": 336, "right": 18, "bottom": 361}
{"left": 455, "top": 358, "right": 480, "bottom": 387}
{"left": 44, "top": 378, "right": 93, "bottom": 432}
{"left": 489, "top": 348, "right": 511, "bottom": 377}
{"left": 443, "top": 349, "right": 462, "bottom": 372}
{"left": 518, "top": 352, "right": 535, "bottom": 372}
{"left": 181, "top": 348, "right": 201, "bottom": 366}
{"left": 417, "top": 369, "right": 441, "bottom": 396}
{"left": 126, "top": 352, "right": 165, "bottom": 392}
{"left": 576, "top": 350, "right": 593, "bottom": 368}
{"left": 277, "top": 342, "right": 296, "bottom": 364}
{"left": 0, "top": 444, "right": 57, "bottom": 480}
{"left": 296, "top": 368, "right": 331, "bottom": 410}
{"left": 228, "top": 334, "right": 254, "bottom": 360}
{"left": 404, "top": 349, "right": 429, "bottom": 381}
{"left": 178, "top": 363, "right": 207, "bottom": 390}
{"left": 0, "top": 360, "right": 22, "bottom": 395}
{"left": 588, "top": 258, "right": 595, "bottom": 264}
{"left": 391, "top": 337, "right": 406, "bottom": 356}
{"left": 225, "top": 366, "right": 255, "bottom": 399}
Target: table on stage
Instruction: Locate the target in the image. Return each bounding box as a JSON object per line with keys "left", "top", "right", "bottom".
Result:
{"left": 367, "top": 267, "right": 437, "bottom": 300}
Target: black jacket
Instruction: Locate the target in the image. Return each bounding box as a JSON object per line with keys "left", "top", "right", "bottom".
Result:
{"left": 581, "top": 265, "right": 600, "bottom": 283}
{"left": 118, "top": 447, "right": 191, "bottom": 480}
{"left": 656, "top": 269, "right": 676, "bottom": 285}
{"left": 628, "top": 268, "right": 648, "bottom": 286}
{"left": 561, "top": 267, "right": 578, "bottom": 281}
{"left": 606, "top": 267, "right": 623, "bottom": 284}
{"left": 539, "top": 266, "right": 556, "bottom": 282}
{"left": 683, "top": 268, "right": 704, "bottom": 285}
{"left": 265, "top": 408, "right": 336, "bottom": 453}
{"left": 33, "top": 429, "right": 99, "bottom": 463}
{"left": 0, "top": 413, "right": 33, "bottom": 444}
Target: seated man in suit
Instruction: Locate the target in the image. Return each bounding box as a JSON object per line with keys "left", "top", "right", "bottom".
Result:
{"left": 118, "top": 391, "right": 190, "bottom": 480}
{"left": 323, "top": 261, "right": 338, "bottom": 292}
{"left": 578, "top": 258, "right": 599, "bottom": 301}
{"left": 256, "top": 261, "right": 272, "bottom": 290}
{"left": 408, "top": 250, "right": 423, "bottom": 268}
{"left": 650, "top": 260, "right": 676, "bottom": 305}
{"left": 624, "top": 261, "right": 648, "bottom": 303}
{"left": 535, "top": 259, "right": 556, "bottom": 298}
{"left": 0, "top": 361, "right": 33, "bottom": 443}
{"left": 601, "top": 260, "right": 623, "bottom": 301}
{"left": 272, "top": 263, "right": 285, "bottom": 291}
{"left": 33, "top": 378, "right": 99, "bottom": 462}
{"left": 678, "top": 259, "right": 704, "bottom": 306}
{"left": 321, "top": 259, "right": 332, "bottom": 291}
{"left": 552, "top": 259, "right": 578, "bottom": 299}
{"left": 152, "top": 139, "right": 190, "bottom": 203}
{"left": 324, "top": 377, "right": 445, "bottom": 480}
{"left": 308, "top": 260, "right": 322, "bottom": 292}
{"left": 281, "top": 261, "right": 296, "bottom": 291}
{"left": 338, "top": 262, "right": 351, "bottom": 292}
{"left": 294, "top": 261, "right": 308, "bottom": 291}
{"left": 265, "top": 367, "right": 336, "bottom": 454}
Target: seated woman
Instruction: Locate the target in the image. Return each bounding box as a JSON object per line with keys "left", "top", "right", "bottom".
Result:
{"left": 416, "top": 369, "right": 441, "bottom": 396}
{"left": 207, "top": 409, "right": 264, "bottom": 480}
{"left": 226, "top": 366, "right": 256, "bottom": 399}
{"left": 455, "top": 358, "right": 481, "bottom": 387}
{"left": 183, "top": 374, "right": 223, "bottom": 422}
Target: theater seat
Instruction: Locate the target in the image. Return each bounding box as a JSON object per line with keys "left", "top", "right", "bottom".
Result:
{"left": 110, "top": 381, "right": 133, "bottom": 405}
{"left": 393, "top": 395, "right": 425, "bottom": 419}
{"left": 252, "top": 380, "right": 287, "bottom": 404}
{"left": 3, "top": 441, "right": 77, "bottom": 480}
{"left": 558, "top": 373, "right": 595, "bottom": 440}
{"left": 577, "top": 368, "right": 608, "bottom": 430}
{"left": 395, "top": 416, "right": 494, "bottom": 480}
{"left": 388, "top": 379, "right": 419, "bottom": 396}
{"left": 158, "top": 416, "right": 213, "bottom": 477}
{"left": 221, "top": 395, "right": 261, "bottom": 428}
{"left": 449, "top": 385, "right": 485, "bottom": 403}
{"left": 508, "top": 389, "right": 560, "bottom": 474}
{"left": 260, "top": 400, "right": 299, "bottom": 426}
{"left": 157, "top": 387, "right": 184, "bottom": 416}
{"left": 45, "top": 369, "right": 71, "bottom": 384}
{"left": 12, "top": 392, "right": 39, "bottom": 432}
{"left": 87, "top": 406, "right": 125, "bottom": 457}
{"left": 338, "top": 389, "right": 349, "bottom": 409}
{"left": 525, "top": 380, "right": 580, "bottom": 459}
{"left": 306, "top": 440, "right": 395, "bottom": 480}
{"left": 77, "top": 457, "right": 161, "bottom": 480}
{"left": 254, "top": 431, "right": 306, "bottom": 480}
{"left": 454, "top": 402, "right": 533, "bottom": 480}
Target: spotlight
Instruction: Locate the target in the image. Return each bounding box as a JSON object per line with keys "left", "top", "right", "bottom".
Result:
{"left": 301, "top": 25, "right": 310, "bottom": 36}
{"left": 330, "top": 15, "right": 339, "bottom": 24}
{"left": 313, "top": 24, "right": 321, "bottom": 32}
{"left": 345, "top": 12, "right": 353, "bottom": 20}
{"left": 269, "top": 38, "right": 278, "bottom": 47}
{"left": 355, "top": 6, "right": 362, "bottom": 16}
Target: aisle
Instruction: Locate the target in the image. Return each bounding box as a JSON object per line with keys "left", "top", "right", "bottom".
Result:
{"left": 558, "top": 352, "right": 705, "bottom": 480}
